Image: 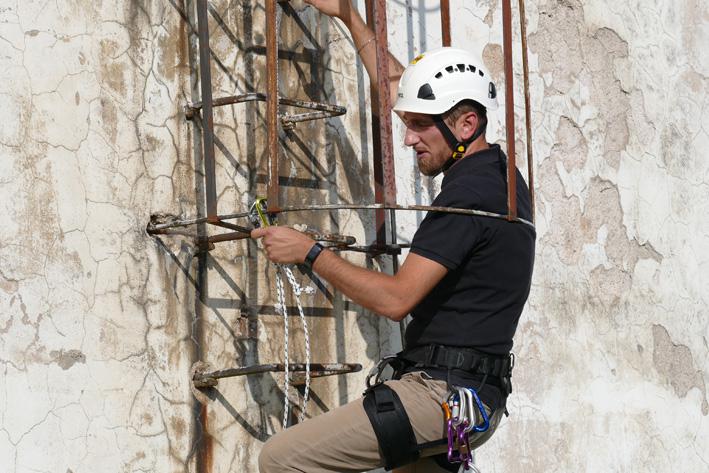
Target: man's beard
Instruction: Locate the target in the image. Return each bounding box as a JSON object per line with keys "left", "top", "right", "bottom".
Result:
{"left": 417, "top": 155, "right": 440, "bottom": 176}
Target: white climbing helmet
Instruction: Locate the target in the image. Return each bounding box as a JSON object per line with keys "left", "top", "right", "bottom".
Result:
{"left": 393, "top": 47, "right": 499, "bottom": 115}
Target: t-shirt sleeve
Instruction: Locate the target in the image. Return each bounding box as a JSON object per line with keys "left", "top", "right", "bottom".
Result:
{"left": 410, "top": 183, "right": 485, "bottom": 270}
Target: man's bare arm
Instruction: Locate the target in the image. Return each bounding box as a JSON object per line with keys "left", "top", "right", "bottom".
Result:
{"left": 311, "top": 249, "right": 446, "bottom": 321}
{"left": 305, "top": 0, "right": 404, "bottom": 107}
{"left": 251, "top": 226, "right": 447, "bottom": 321}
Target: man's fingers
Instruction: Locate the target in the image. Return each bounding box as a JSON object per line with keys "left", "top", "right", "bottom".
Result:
{"left": 251, "top": 227, "right": 268, "bottom": 239}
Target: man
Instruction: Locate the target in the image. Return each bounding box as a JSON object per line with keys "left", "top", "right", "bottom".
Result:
{"left": 253, "top": 1, "right": 535, "bottom": 471}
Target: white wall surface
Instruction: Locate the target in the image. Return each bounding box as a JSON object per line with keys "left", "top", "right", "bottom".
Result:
{"left": 0, "top": 1, "right": 707, "bottom": 472}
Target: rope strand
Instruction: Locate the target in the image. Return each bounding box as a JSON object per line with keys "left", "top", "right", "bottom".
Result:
{"left": 282, "top": 266, "right": 311, "bottom": 423}
{"left": 275, "top": 266, "right": 290, "bottom": 428}
{"left": 274, "top": 263, "right": 311, "bottom": 428}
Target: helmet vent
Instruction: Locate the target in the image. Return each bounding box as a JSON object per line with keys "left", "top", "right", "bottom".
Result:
{"left": 435, "top": 72, "right": 443, "bottom": 79}
{"left": 479, "top": 70, "right": 484, "bottom": 77}
{"left": 417, "top": 83, "right": 436, "bottom": 100}
{"left": 468, "top": 65, "right": 476, "bottom": 72}
{"left": 445, "top": 66, "right": 455, "bottom": 73}
{"left": 457, "top": 63, "right": 466, "bottom": 72}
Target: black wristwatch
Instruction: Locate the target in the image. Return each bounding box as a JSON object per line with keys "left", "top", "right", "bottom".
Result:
{"left": 303, "top": 242, "right": 324, "bottom": 269}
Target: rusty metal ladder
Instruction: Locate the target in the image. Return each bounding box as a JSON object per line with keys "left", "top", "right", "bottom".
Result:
{"left": 148, "top": 0, "right": 365, "bottom": 397}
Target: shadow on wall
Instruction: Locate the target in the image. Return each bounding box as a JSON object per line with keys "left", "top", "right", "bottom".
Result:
{"left": 151, "top": 0, "right": 390, "bottom": 460}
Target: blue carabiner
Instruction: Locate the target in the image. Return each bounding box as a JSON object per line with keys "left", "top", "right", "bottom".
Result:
{"left": 467, "top": 388, "right": 490, "bottom": 433}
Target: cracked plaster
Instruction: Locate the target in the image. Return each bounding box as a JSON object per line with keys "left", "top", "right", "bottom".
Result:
{"left": 0, "top": 0, "right": 707, "bottom": 472}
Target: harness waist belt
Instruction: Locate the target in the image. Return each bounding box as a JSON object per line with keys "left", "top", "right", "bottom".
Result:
{"left": 399, "top": 345, "right": 513, "bottom": 380}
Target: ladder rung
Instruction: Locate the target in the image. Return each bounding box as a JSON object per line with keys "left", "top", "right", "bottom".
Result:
{"left": 193, "top": 362, "right": 362, "bottom": 388}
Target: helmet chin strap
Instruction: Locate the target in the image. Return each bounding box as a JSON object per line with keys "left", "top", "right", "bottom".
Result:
{"left": 432, "top": 114, "right": 488, "bottom": 175}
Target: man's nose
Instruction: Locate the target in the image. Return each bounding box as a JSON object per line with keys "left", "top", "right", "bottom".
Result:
{"left": 404, "top": 128, "right": 419, "bottom": 147}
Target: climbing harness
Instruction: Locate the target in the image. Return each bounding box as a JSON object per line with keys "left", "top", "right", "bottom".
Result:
{"left": 250, "top": 198, "right": 311, "bottom": 427}
{"left": 365, "top": 355, "right": 406, "bottom": 389}
{"left": 362, "top": 346, "right": 513, "bottom": 471}
{"left": 443, "top": 386, "right": 489, "bottom": 473}
{"left": 398, "top": 345, "right": 515, "bottom": 396}
{"left": 363, "top": 382, "right": 421, "bottom": 470}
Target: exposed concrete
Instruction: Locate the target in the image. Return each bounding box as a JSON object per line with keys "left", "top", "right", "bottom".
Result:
{"left": 1, "top": 0, "right": 707, "bottom": 472}
{"left": 653, "top": 324, "right": 708, "bottom": 416}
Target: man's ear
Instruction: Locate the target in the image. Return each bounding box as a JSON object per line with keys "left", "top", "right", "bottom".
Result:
{"left": 458, "top": 111, "right": 480, "bottom": 141}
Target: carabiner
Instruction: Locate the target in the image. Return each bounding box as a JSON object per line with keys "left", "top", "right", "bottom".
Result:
{"left": 446, "top": 418, "right": 458, "bottom": 462}
{"left": 467, "top": 388, "right": 490, "bottom": 433}
{"left": 448, "top": 393, "right": 461, "bottom": 427}
{"left": 462, "top": 389, "right": 476, "bottom": 434}
{"left": 249, "top": 197, "right": 277, "bottom": 228}
{"left": 442, "top": 401, "right": 452, "bottom": 421}
{"left": 365, "top": 355, "right": 399, "bottom": 388}
{"left": 453, "top": 387, "right": 468, "bottom": 428}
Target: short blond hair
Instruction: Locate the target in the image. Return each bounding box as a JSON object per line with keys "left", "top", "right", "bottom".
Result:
{"left": 442, "top": 99, "right": 487, "bottom": 127}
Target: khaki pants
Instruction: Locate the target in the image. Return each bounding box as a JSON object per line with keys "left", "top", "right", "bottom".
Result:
{"left": 259, "top": 371, "right": 503, "bottom": 473}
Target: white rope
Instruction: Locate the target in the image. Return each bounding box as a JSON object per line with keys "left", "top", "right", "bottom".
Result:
{"left": 282, "top": 265, "right": 311, "bottom": 423}
{"left": 271, "top": 4, "right": 311, "bottom": 430}
{"left": 274, "top": 263, "right": 311, "bottom": 428}
{"left": 274, "top": 265, "right": 290, "bottom": 428}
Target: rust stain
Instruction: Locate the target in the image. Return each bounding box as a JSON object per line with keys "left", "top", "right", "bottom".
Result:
{"left": 157, "top": 26, "right": 178, "bottom": 82}
{"left": 199, "top": 404, "right": 213, "bottom": 473}
{"left": 171, "top": 416, "right": 187, "bottom": 439}
{"left": 101, "top": 61, "right": 127, "bottom": 96}
{"left": 100, "top": 97, "right": 118, "bottom": 143}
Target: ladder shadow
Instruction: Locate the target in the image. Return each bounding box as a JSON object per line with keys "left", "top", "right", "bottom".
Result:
{"left": 163, "top": 0, "right": 398, "bottom": 449}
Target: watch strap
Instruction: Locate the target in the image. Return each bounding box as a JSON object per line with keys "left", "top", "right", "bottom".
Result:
{"left": 304, "top": 242, "right": 324, "bottom": 269}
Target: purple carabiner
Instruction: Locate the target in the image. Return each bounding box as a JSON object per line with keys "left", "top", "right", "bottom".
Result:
{"left": 462, "top": 424, "right": 473, "bottom": 463}
{"left": 457, "top": 421, "right": 471, "bottom": 463}
{"left": 446, "top": 418, "right": 461, "bottom": 462}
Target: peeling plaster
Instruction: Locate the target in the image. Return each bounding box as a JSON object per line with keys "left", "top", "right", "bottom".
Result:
{"left": 50, "top": 349, "right": 86, "bottom": 371}
{"left": 652, "top": 324, "right": 708, "bottom": 415}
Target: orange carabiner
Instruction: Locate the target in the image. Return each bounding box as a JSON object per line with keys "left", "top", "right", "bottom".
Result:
{"left": 442, "top": 401, "right": 452, "bottom": 421}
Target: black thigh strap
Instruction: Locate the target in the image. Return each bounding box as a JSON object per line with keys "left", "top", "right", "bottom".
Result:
{"left": 362, "top": 383, "right": 420, "bottom": 470}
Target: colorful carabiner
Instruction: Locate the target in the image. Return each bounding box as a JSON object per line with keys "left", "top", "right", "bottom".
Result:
{"left": 249, "top": 197, "right": 277, "bottom": 228}
{"left": 445, "top": 385, "right": 490, "bottom": 468}
{"left": 466, "top": 388, "right": 490, "bottom": 433}
{"left": 442, "top": 400, "right": 452, "bottom": 421}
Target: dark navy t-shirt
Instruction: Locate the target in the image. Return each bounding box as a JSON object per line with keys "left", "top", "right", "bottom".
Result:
{"left": 405, "top": 144, "right": 536, "bottom": 409}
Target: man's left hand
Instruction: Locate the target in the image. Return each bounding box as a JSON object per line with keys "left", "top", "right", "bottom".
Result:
{"left": 251, "top": 226, "right": 315, "bottom": 265}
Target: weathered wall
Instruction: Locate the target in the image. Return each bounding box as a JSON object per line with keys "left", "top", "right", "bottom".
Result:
{"left": 1, "top": 1, "right": 707, "bottom": 472}
{"left": 481, "top": 1, "right": 709, "bottom": 472}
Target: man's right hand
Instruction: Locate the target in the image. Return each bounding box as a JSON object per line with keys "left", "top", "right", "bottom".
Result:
{"left": 304, "top": 0, "right": 353, "bottom": 24}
